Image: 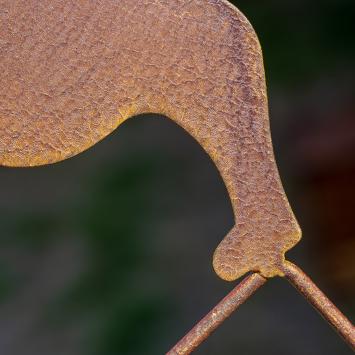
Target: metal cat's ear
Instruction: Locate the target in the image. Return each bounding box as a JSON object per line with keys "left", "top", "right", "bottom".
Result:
{"left": 0, "top": 0, "right": 353, "bottom": 353}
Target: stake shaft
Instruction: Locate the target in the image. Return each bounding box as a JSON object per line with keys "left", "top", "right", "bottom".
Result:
{"left": 282, "top": 261, "right": 355, "bottom": 349}
{"left": 167, "top": 273, "right": 267, "bottom": 355}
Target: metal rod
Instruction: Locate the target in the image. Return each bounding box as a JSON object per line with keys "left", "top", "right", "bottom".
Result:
{"left": 166, "top": 273, "right": 267, "bottom": 355}
{"left": 282, "top": 261, "right": 355, "bottom": 349}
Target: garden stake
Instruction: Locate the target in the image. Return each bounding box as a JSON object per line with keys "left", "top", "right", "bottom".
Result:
{"left": 0, "top": 0, "right": 353, "bottom": 353}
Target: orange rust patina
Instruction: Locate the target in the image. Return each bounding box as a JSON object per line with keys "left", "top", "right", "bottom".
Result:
{"left": 1, "top": 1, "right": 354, "bottom": 352}
{"left": 0, "top": 0, "right": 301, "bottom": 282}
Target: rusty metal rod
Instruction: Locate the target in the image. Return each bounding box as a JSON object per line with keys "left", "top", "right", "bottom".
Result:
{"left": 167, "top": 273, "right": 267, "bottom": 355}
{"left": 282, "top": 261, "right": 355, "bottom": 349}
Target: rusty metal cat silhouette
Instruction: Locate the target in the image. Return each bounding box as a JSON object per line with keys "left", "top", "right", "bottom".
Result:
{"left": 1, "top": 1, "right": 354, "bottom": 352}
{"left": 0, "top": 0, "right": 301, "bottom": 282}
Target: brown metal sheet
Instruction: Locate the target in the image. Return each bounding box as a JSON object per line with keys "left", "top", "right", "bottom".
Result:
{"left": 0, "top": 0, "right": 301, "bottom": 281}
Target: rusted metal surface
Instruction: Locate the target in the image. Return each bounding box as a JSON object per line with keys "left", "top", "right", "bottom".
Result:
{"left": 0, "top": 0, "right": 301, "bottom": 282}
{"left": 167, "top": 273, "right": 267, "bottom": 355}
{"left": 282, "top": 262, "right": 355, "bottom": 349}
{"left": 0, "top": 0, "right": 353, "bottom": 353}
{"left": 168, "top": 263, "right": 354, "bottom": 354}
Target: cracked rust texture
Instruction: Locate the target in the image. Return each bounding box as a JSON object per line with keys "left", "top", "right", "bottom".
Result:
{"left": 0, "top": 0, "right": 301, "bottom": 281}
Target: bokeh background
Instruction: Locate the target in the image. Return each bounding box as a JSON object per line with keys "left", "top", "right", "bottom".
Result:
{"left": 0, "top": 1, "right": 354, "bottom": 354}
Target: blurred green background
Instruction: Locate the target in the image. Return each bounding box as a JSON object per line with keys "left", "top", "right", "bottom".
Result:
{"left": 0, "top": 1, "right": 354, "bottom": 354}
